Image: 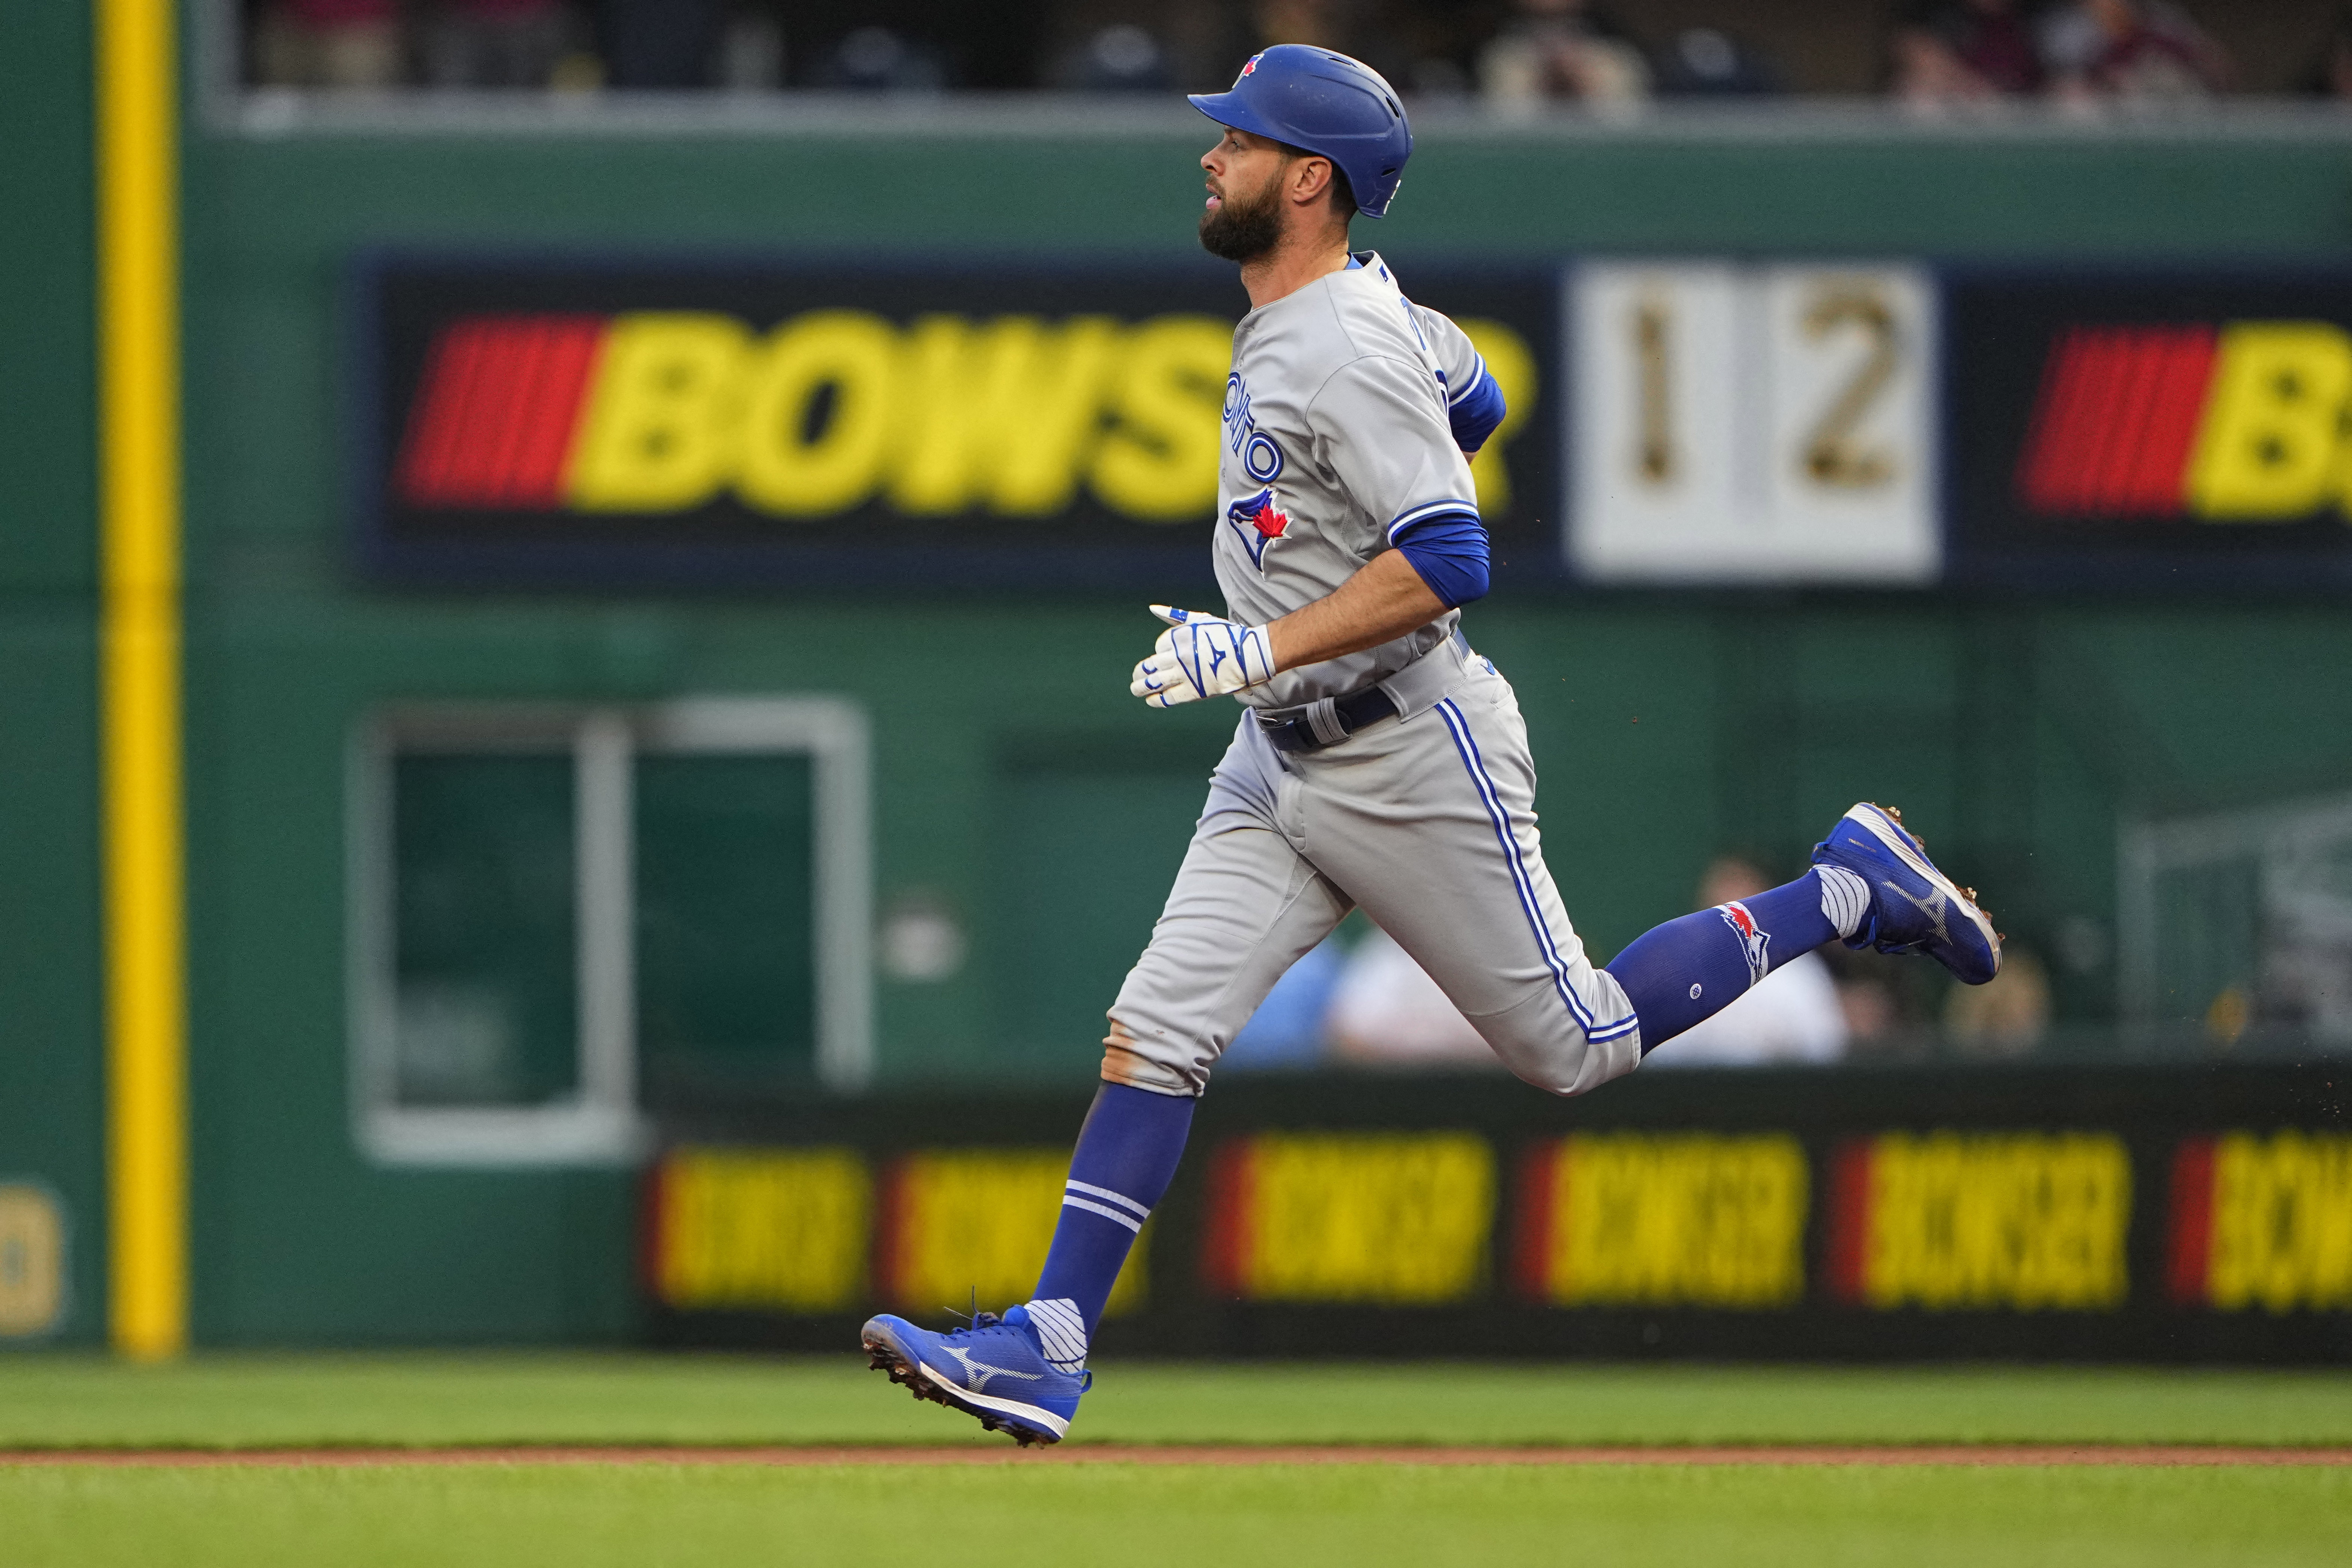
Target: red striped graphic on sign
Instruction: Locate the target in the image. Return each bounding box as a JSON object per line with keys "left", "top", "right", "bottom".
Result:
{"left": 1824, "top": 1138, "right": 1873, "bottom": 1305}
{"left": 868, "top": 1155, "right": 913, "bottom": 1309}
{"left": 1199, "top": 1140, "right": 1257, "bottom": 1299}
{"left": 2166, "top": 1136, "right": 2217, "bottom": 1305}
{"left": 1511, "top": 1143, "right": 1562, "bottom": 1302}
{"left": 395, "top": 315, "right": 608, "bottom": 509}
{"left": 2015, "top": 326, "right": 2217, "bottom": 516}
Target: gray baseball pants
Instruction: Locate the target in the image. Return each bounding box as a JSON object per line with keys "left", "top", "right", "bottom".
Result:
{"left": 1104, "top": 638, "right": 1645, "bottom": 1098}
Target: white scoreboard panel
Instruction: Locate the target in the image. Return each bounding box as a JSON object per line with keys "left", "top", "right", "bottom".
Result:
{"left": 1567, "top": 262, "right": 1940, "bottom": 585}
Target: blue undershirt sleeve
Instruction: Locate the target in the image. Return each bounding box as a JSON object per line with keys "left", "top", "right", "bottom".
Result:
{"left": 1390, "top": 509, "right": 1490, "bottom": 608}
{"left": 1447, "top": 363, "right": 1506, "bottom": 454}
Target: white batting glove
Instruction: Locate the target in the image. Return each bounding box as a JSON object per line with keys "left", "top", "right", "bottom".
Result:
{"left": 1130, "top": 605, "right": 1279, "bottom": 708}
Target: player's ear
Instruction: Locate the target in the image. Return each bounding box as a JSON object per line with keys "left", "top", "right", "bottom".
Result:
{"left": 1289, "top": 155, "right": 1333, "bottom": 209}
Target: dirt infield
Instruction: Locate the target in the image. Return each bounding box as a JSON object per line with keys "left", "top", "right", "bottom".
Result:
{"left": 6, "top": 1444, "right": 2350, "bottom": 1468}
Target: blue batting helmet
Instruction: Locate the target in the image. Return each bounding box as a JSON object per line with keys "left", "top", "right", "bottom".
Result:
{"left": 1188, "top": 46, "right": 1413, "bottom": 220}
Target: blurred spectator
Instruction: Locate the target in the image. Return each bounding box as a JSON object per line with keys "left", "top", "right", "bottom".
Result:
{"left": 1376, "top": 0, "right": 1476, "bottom": 98}
{"left": 1253, "top": 0, "right": 1353, "bottom": 51}
{"left": 1942, "top": 944, "right": 2052, "bottom": 1056}
{"left": 1221, "top": 932, "right": 1346, "bottom": 1069}
{"left": 600, "top": 0, "right": 723, "bottom": 87}
{"left": 2038, "top": 0, "right": 2230, "bottom": 103}
{"left": 253, "top": 0, "right": 404, "bottom": 89}
{"left": 1236, "top": 0, "right": 1416, "bottom": 89}
{"left": 419, "top": 0, "right": 582, "bottom": 89}
{"left": 1326, "top": 926, "right": 1496, "bottom": 1067}
{"left": 715, "top": 5, "right": 787, "bottom": 91}
{"left": 1048, "top": 24, "right": 1176, "bottom": 92}
{"left": 1643, "top": 857, "right": 1848, "bottom": 1068}
{"left": 1654, "top": 27, "right": 1781, "bottom": 96}
{"left": 1821, "top": 939, "right": 1947, "bottom": 1058}
{"left": 2299, "top": 6, "right": 2352, "bottom": 98}
{"left": 1890, "top": 0, "right": 2044, "bottom": 104}
{"left": 817, "top": 26, "right": 948, "bottom": 91}
{"left": 1835, "top": 966, "right": 1901, "bottom": 1043}
{"left": 1478, "top": 0, "right": 1651, "bottom": 114}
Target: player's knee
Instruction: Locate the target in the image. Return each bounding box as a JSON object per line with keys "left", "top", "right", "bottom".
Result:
{"left": 1100, "top": 1019, "right": 1209, "bottom": 1097}
{"left": 1498, "top": 1048, "right": 1591, "bottom": 1098}
{"left": 1475, "top": 994, "right": 1638, "bottom": 1098}
{"left": 1476, "top": 1023, "right": 1589, "bottom": 1097}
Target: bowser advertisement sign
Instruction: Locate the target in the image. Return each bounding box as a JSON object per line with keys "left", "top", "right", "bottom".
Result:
{"left": 640, "top": 1065, "right": 2352, "bottom": 1361}
{"left": 1945, "top": 270, "right": 2352, "bottom": 584}
{"left": 358, "top": 256, "right": 1553, "bottom": 587}
{"left": 363, "top": 258, "right": 2352, "bottom": 591}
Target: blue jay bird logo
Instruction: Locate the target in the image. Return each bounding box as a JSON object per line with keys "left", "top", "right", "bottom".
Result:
{"left": 1225, "top": 487, "right": 1291, "bottom": 570}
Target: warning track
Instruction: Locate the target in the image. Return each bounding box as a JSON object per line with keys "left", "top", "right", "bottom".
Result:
{"left": 5, "top": 1445, "right": 2349, "bottom": 1468}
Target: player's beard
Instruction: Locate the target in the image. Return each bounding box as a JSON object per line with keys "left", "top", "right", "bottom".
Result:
{"left": 1199, "top": 170, "right": 1285, "bottom": 263}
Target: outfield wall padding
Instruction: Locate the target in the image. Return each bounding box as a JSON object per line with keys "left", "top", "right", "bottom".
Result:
{"left": 643, "top": 1064, "right": 2352, "bottom": 1362}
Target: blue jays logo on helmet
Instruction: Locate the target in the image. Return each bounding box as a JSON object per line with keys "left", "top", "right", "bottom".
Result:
{"left": 1239, "top": 53, "right": 1260, "bottom": 78}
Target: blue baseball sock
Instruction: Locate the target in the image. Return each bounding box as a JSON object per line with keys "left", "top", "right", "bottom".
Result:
{"left": 1603, "top": 869, "right": 1862, "bottom": 1052}
{"left": 1024, "top": 1082, "right": 1194, "bottom": 1369}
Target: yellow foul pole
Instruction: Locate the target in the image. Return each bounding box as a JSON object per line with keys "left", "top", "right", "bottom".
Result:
{"left": 96, "top": 0, "right": 187, "bottom": 1359}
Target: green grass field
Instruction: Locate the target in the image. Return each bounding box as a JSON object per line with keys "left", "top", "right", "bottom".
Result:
{"left": 11, "top": 1463, "right": 2351, "bottom": 1568}
{"left": 3, "top": 1353, "right": 2351, "bottom": 1449}
{"left": 5, "top": 1355, "right": 2350, "bottom": 1566}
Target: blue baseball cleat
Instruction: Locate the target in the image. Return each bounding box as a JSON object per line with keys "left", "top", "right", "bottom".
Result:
{"left": 861, "top": 1306, "right": 1088, "bottom": 1446}
{"left": 1812, "top": 802, "right": 2001, "bottom": 985}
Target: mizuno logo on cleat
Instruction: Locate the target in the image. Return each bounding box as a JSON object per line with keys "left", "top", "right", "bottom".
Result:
{"left": 1891, "top": 884, "right": 1952, "bottom": 946}
{"left": 942, "top": 1346, "right": 1043, "bottom": 1392}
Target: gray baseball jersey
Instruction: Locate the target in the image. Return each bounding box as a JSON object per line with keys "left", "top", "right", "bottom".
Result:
{"left": 1215, "top": 252, "right": 1487, "bottom": 710}
{"left": 1103, "top": 255, "right": 1643, "bottom": 1103}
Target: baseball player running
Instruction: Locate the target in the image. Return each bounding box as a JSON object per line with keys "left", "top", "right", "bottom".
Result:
{"left": 864, "top": 45, "right": 2001, "bottom": 1444}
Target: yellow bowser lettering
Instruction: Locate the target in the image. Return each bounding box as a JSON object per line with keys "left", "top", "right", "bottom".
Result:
{"left": 2187, "top": 322, "right": 2352, "bottom": 519}
{"left": 890, "top": 315, "right": 986, "bottom": 516}
{"left": 1088, "top": 316, "right": 1232, "bottom": 521}
{"left": 1458, "top": 319, "right": 1536, "bottom": 517}
{"left": 983, "top": 317, "right": 1123, "bottom": 515}
{"left": 652, "top": 1148, "right": 871, "bottom": 1313}
{"left": 736, "top": 311, "right": 900, "bottom": 516}
{"left": 565, "top": 313, "right": 749, "bottom": 511}
{"left": 891, "top": 316, "right": 1123, "bottom": 516}
{"left": 1864, "top": 1132, "right": 2130, "bottom": 1310}
{"left": 566, "top": 307, "right": 1236, "bottom": 523}
{"left": 2207, "top": 1132, "right": 2352, "bottom": 1313}
{"left": 1237, "top": 1133, "right": 1493, "bottom": 1304}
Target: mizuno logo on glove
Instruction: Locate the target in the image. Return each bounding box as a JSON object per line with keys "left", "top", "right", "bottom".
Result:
{"left": 1128, "top": 605, "right": 1279, "bottom": 709}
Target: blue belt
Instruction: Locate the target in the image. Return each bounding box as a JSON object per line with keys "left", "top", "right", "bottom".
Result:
{"left": 1255, "top": 685, "right": 1400, "bottom": 754}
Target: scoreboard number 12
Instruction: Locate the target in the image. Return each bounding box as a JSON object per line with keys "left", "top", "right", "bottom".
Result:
{"left": 1569, "top": 262, "right": 1940, "bottom": 584}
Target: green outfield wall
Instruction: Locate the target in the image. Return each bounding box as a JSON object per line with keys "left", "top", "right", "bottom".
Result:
{"left": 12, "top": 23, "right": 2352, "bottom": 1345}
{"left": 173, "top": 114, "right": 2352, "bottom": 1344}
{"left": 0, "top": 6, "right": 104, "bottom": 1347}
